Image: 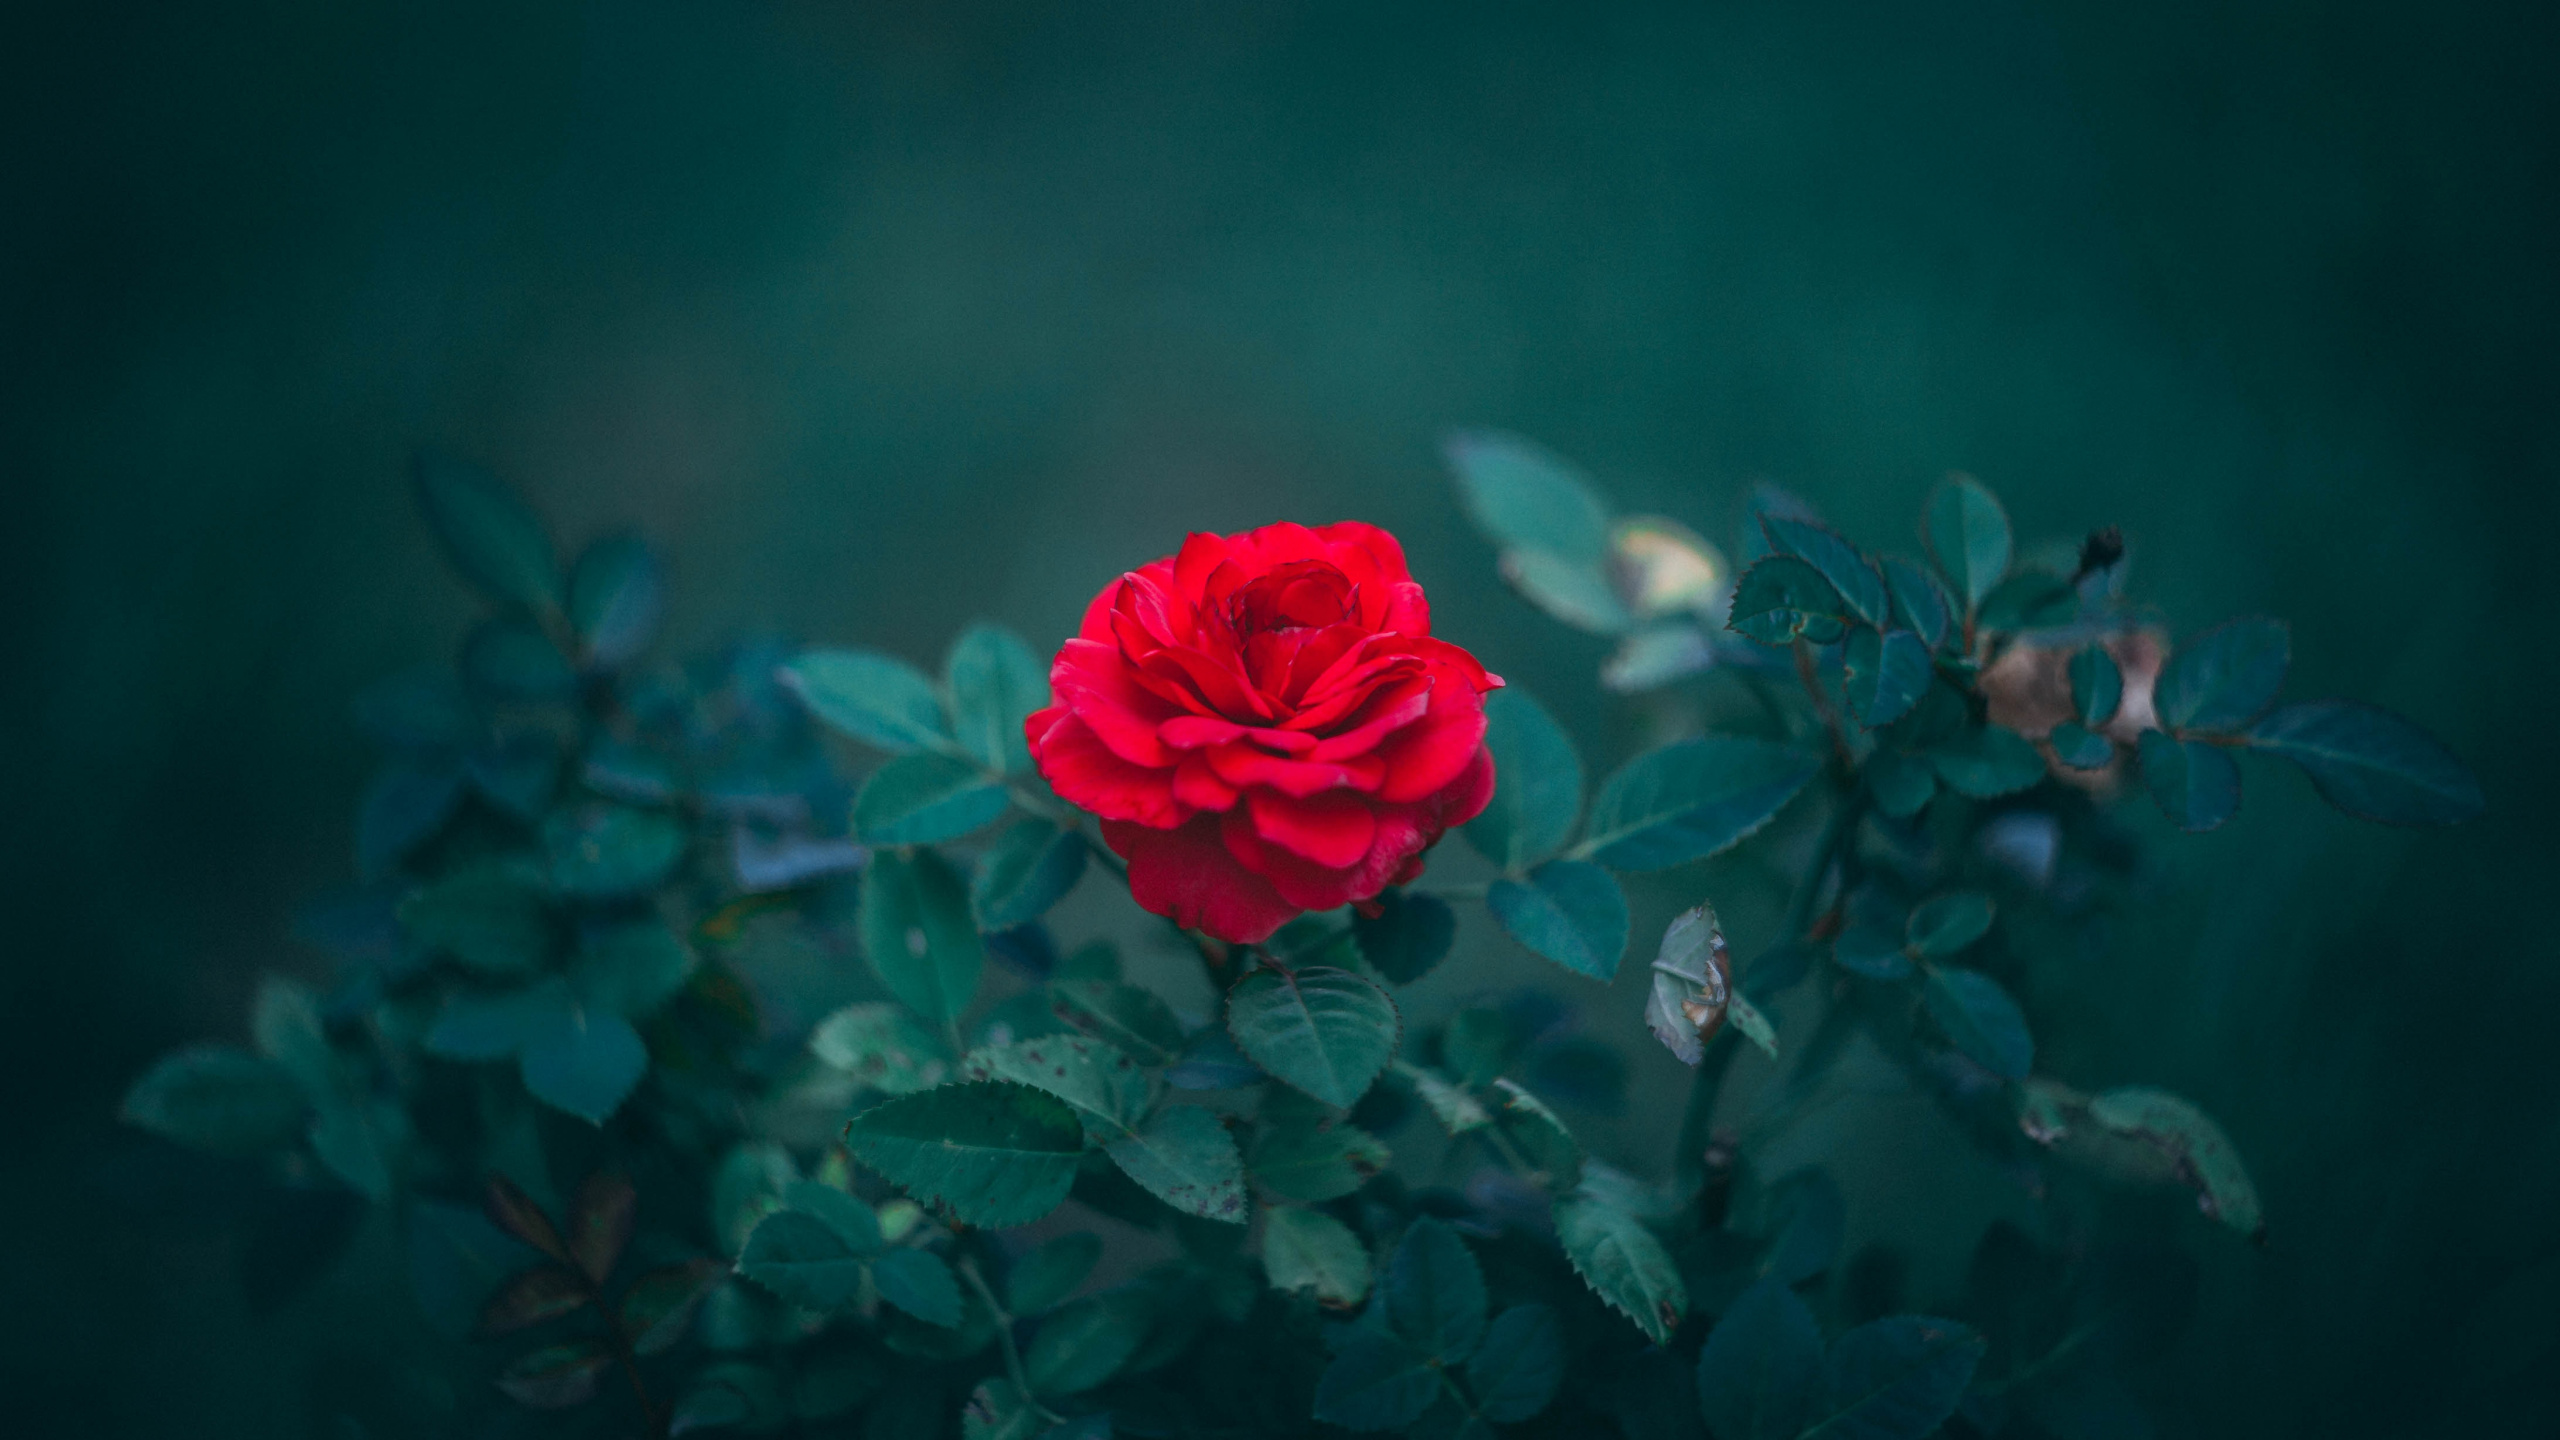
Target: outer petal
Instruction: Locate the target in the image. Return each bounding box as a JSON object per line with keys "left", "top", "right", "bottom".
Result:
{"left": 1028, "top": 712, "right": 1188, "bottom": 827}
{"left": 1205, "top": 744, "right": 1385, "bottom": 796}
{"left": 1105, "top": 816, "right": 1300, "bottom": 944}
{"left": 1371, "top": 695, "right": 1490, "bottom": 802}
{"left": 1428, "top": 743, "right": 1497, "bottom": 829}
{"left": 1248, "top": 789, "right": 1377, "bottom": 869}
{"left": 1229, "top": 803, "right": 1433, "bottom": 912}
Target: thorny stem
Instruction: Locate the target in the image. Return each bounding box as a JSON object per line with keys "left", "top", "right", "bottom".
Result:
{"left": 958, "top": 1255, "right": 1062, "bottom": 1423}
{"left": 1792, "top": 637, "right": 1856, "bottom": 770}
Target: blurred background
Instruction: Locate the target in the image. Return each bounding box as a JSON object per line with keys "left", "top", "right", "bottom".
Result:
{"left": 4, "top": 0, "right": 2555, "bottom": 1434}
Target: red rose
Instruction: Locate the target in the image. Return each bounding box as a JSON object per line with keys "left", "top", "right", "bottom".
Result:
{"left": 1026, "top": 521, "right": 1502, "bottom": 944}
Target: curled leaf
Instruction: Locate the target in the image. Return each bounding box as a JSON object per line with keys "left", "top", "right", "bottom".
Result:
{"left": 1646, "top": 904, "right": 1733, "bottom": 1066}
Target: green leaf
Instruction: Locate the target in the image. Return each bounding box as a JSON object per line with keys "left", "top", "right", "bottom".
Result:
{"left": 737, "top": 1210, "right": 868, "bottom": 1312}
{"left": 972, "top": 819, "right": 1090, "bottom": 930}
{"left": 252, "top": 975, "right": 334, "bottom": 1098}
{"left": 1462, "top": 687, "right": 1584, "bottom": 872}
{"left": 566, "top": 533, "right": 662, "bottom": 670}
{"left": 1803, "top": 1316, "right": 1986, "bottom": 1440}
{"left": 873, "top": 1247, "right": 964, "bottom": 1327}
{"left": 519, "top": 1010, "right": 649, "bottom": 1124}
{"left": 310, "top": 1094, "right": 400, "bottom": 1201}
{"left": 1049, "top": 979, "right": 1184, "bottom": 1066}
{"left": 462, "top": 619, "right": 577, "bottom": 702}
{"left": 1581, "top": 736, "right": 1821, "bottom": 870}
{"left": 1905, "top": 892, "right": 1994, "bottom": 959}
{"left": 1105, "top": 1104, "right": 1247, "bottom": 1223}
{"left": 413, "top": 451, "right": 562, "bottom": 617}
{"left": 1444, "top": 431, "right": 1614, "bottom": 565}
{"left": 400, "top": 862, "right": 551, "bottom": 976}
{"left": 1007, "top": 1232, "right": 1103, "bottom": 1316}
{"left": 621, "top": 1258, "right": 724, "bottom": 1355}
{"left": 1864, "top": 749, "right": 1936, "bottom": 820}
{"left": 1400, "top": 1061, "right": 1492, "bottom": 1135}
{"left": 1442, "top": 1007, "right": 1522, "bottom": 1086}
{"left": 1313, "top": 1334, "right": 1441, "bottom": 1432}
{"left": 544, "top": 803, "right": 687, "bottom": 898}
{"left": 1025, "top": 1290, "right": 1151, "bottom": 1397}
{"left": 2243, "top": 700, "right": 2483, "bottom": 826}
{"left": 423, "top": 980, "right": 573, "bottom": 1060}
{"left": 1977, "top": 569, "right": 2079, "bottom": 632}
{"left": 1763, "top": 1168, "right": 1847, "bottom": 1283}
{"left": 1921, "top": 967, "right": 2033, "bottom": 1081}
{"left": 496, "top": 1340, "right": 613, "bottom": 1410}
{"left": 1923, "top": 475, "right": 2011, "bottom": 611}
{"left": 861, "top": 848, "right": 985, "bottom": 1026}
{"left": 570, "top": 920, "right": 696, "bottom": 1020}
{"left": 1500, "top": 547, "right": 1634, "bottom": 633}
{"left": 842, "top": 1081, "right": 1085, "bottom": 1228}
{"left": 856, "top": 752, "right": 1011, "bottom": 845}
{"left": 1602, "top": 624, "right": 1718, "bottom": 693}
{"left": 1164, "top": 1025, "right": 1261, "bottom": 1090}
{"left": 782, "top": 648, "right": 951, "bottom": 754}
{"left": 357, "top": 760, "right": 465, "bottom": 882}
{"left": 2069, "top": 645, "right": 2122, "bottom": 726}
{"left": 784, "top": 1180, "right": 886, "bottom": 1255}
{"left": 2138, "top": 729, "right": 2242, "bottom": 833}
{"left": 1251, "top": 1109, "right": 1388, "bottom": 1203}
{"left": 1832, "top": 924, "right": 1912, "bottom": 981}
{"left": 1225, "top": 965, "right": 1399, "bottom": 1108}
{"left": 2086, "top": 1086, "right": 2264, "bottom": 1240}
{"left": 1695, "top": 1277, "right": 1822, "bottom": 1440}
{"left": 1844, "top": 628, "right": 1933, "bottom": 729}
{"left": 1727, "top": 555, "right": 1851, "bottom": 646}
{"left": 2156, "top": 617, "right": 2289, "bottom": 733}
{"left": 353, "top": 666, "right": 477, "bottom": 750}
{"left": 945, "top": 623, "right": 1050, "bottom": 775}
{"left": 962, "top": 1379, "right": 1044, "bottom": 1440}
{"left": 1260, "top": 1205, "right": 1372, "bottom": 1305}
{"left": 1351, "top": 888, "right": 1456, "bottom": 985}
{"left": 1470, "top": 1303, "right": 1564, "bottom": 1422}
{"left": 1490, "top": 1079, "right": 1583, "bottom": 1190}
{"left": 810, "top": 1003, "right": 953, "bottom": 1094}
{"left": 1553, "top": 1193, "right": 1686, "bottom": 1345}
{"left": 1928, "top": 724, "right": 2045, "bottom": 799}
{"left": 1728, "top": 994, "right": 1780, "bottom": 1060}
{"left": 1880, "top": 557, "right": 1953, "bottom": 652}
{"left": 2049, "top": 721, "right": 2114, "bottom": 770}
{"left": 121, "top": 1044, "right": 307, "bottom": 1153}
{"left": 965, "top": 1034, "right": 1149, "bottom": 1138}
{"left": 1760, "top": 517, "right": 1889, "bottom": 628}
{"left": 1487, "top": 860, "right": 1629, "bottom": 981}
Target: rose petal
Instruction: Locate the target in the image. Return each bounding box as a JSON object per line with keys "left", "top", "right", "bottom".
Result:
{"left": 1249, "top": 789, "right": 1378, "bottom": 869}
{"left": 1173, "top": 754, "right": 1240, "bottom": 810}
{"left": 1304, "top": 676, "right": 1432, "bottom": 762}
{"left": 1028, "top": 712, "right": 1189, "bottom": 827}
{"left": 1105, "top": 816, "right": 1299, "bottom": 944}
{"left": 1370, "top": 697, "right": 1489, "bottom": 803}
{"left": 1227, "top": 803, "right": 1433, "bottom": 911}
{"left": 1205, "top": 743, "right": 1384, "bottom": 797}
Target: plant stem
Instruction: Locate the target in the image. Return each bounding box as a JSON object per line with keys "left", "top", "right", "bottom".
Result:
{"left": 958, "top": 1255, "right": 1062, "bottom": 1423}
{"left": 590, "top": 1281, "right": 667, "bottom": 1440}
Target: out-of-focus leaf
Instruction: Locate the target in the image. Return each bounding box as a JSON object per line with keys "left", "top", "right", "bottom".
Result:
{"left": 1351, "top": 888, "right": 1455, "bottom": 985}
{"left": 2243, "top": 700, "right": 2484, "bottom": 826}
{"left": 1025, "top": 1290, "right": 1152, "bottom": 1398}
{"left": 1696, "top": 1277, "right": 1822, "bottom": 1440}
{"left": 1105, "top": 1104, "right": 1247, "bottom": 1223}
{"left": 1553, "top": 1193, "right": 1686, "bottom": 1345}
{"left": 1803, "top": 1316, "right": 1985, "bottom": 1439}
{"left": 1313, "top": 1335, "right": 1441, "bottom": 1432}
{"left": 781, "top": 648, "right": 951, "bottom": 754}
{"left": 251, "top": 975, "right": 334, "bottom": 1098}
{"left": 1225, "top": 965, "right": 1399, "bottom": 1108}
{"left": 972, "top": 818, "right": 1089, "bottom": 931}
{"left": 1864, "top": 749, "right": 1935, "bottom": 820}
{"left": 1646, "top": 904, "right": 1732, "bottom": 1066}
{"left": 1445, "top": 430, "right": 1613, "bottom": 563}
{"left": 1441, "top": 1008, "right": 1521, "bottom": 1087}
{"left": 784, "top": 1180, "right": 885, "bottom": 1255}
{"left": 1762, "top": 1168, "right": 1846, "bottom": 1283}
{"left": 961, "top": 1378, "right": 1044, "bottom": 1440}
{"left": 1470, "top": 1303, "right": 1564, "bottom": 1422}
{"left": 874, "top": 1247, "right": 965, "bottom": 1327}
{"left": 2049, "top": 721, "right": 2114, "bottom": 770}
{"left": 861, "top": 847, "right": 985, "bottom": 1026}
{"left": 2156, "top": 617, "right": 2289, "bottom": 733}
{"left": 1928, "top": 725, "right": 2045, "bottom": 799}
{"left": 357, "top": 761, "right": 465, "bottom": 883}
{"left": 1386, "top": 1217, "right": 1488, "bottom": 1360}
{"left": 1490, "top": 1079, "right": 1583, "bottom": 1190}
{"left": 1164, "top": 1024, "right": 1260, "bottom": 1090}
{"left": 353, "top": 666, "right": 477, "bottom": 750}
{"left": 468, "top": 733, "right": 561, "bottom": 820}
{"left": 1399, "top": 1060, "right": 1491, "bottom": 1135}
{"left": 423, "top": 980, "right": 571, "bottom": 1061}
{"left": 1604, "top": 624, "right": 1719, "bottom": 692}
{"left": 479, "top": 1265, "right": 590, "bottom": 1336}
{"left": 401, "top": 862, "right": 551, "bottom": 976}
{"left": 1500, "top": 547, "right": 1634, "bottom": 633}
{"left": 945, "top": 623, "right": 1050, "bottom": 776}
{"left": 1727, "top": 994, "right": 1780, "bottom": 1060}
{"left": 709, "top": 1142, "right": 799, "bottom": 1255}
{"left": 119, "top": 1044, "right": 307, "bottom": 1154}
{"left": 1463, "top": 687, "right": 1583, "bottom": 873}
{"left": 567, "top": 532, "right": 662, "bottom": 670}
{"left": 463, "top": 620, "right": 576, "bottom": 703}
{"left": 1727, "top": 556, "right": 1851, "bottom": 646}
{"left": 856, "top": 752, "right": 1011, "bottom": 845}
{"left": 2069, "top": 645, "right": 2123, "bottom": 726}
{"left": 519, "top": 1010, "right": 649, "bottom": 1124}
{"left": 1760, "top": 518, "right": 1889, "bottom": 628}
{"left": 1923, "top": 475, "right": 2011, "bottom": 612}
{"left": 622, "top": 1258, "right": 724, "bottom": 1354}
{"left": 1979, "top": 570, "right": 2078, "bottom": 633}
{"left": 965, "top": 1033, "right": 1149, "bottom": 1137}
{"left": 842, "top": 1081, "right": 1085, "bottom": 1228}
{"left": 543, "top": 803, "right": 687, "bottom": 898}
{"left": 1261, "top": 1205, "right": 1372, "bottom": 1306}
{"left": 1844, "top": 628, "right": 1933, "bottom": 729}
{"left": 2086, "top": 1086, "right": 2265, "bottom": 1241}
{"left": 673, "top": 1362, "right": 786, "bottom": 1434}
{"left": 485, "top": 1172, "right": 571, "bottom": 1261}
{"left": 1881, "top": 557, "right": 1952, "bottom": 651}
{"left": 811, "top": 1003, "right": 953, "bottom": 1094}
{"left": 582, "top": 739, "right": 679, "bottom": 805}
{"left": 495, "top": 1339, "right": 613, "bottom": 1410}
{"left": 570, "top": 920, "right": 696, "bottom": 1020}
{"left": 736, "top": 1210, "right": 867, "bottom": 1312}
{"left": 1581, "top": 736, "right": 1820, "bottom": 871}
{"left": 1008, "top": 1233, "right": 1104, "bottom": 1316}
{"left": 568, "top": 1172, "right": 634, "bottom": 1283}
{"left": 1049, "top": 979, "right": 1184, "bottom": 1066}
{"left": 2137, "top": 730, "right": 2242, "bottom": 833}
{"left": 1833, "top": 923, "right": 1912, "bottom": 981}
{"left": 1610, "top": 516, "right": 1728, "bottom": 620}
{"left": 1252, "top": 1109, "right": 1388, "bottom": 1203}
{"left": 1921, "top": 968, "right": 2033, "bottom": 1081}
{"left": 1526, "top": 1034, "right": 1629, "bottom": 1110}
{"left": 310, "top": 1093, "right": 401, "bottom": 1201}
{"left": 1488, "top": 860, "right": 1629, "bottom": 981}
{"left": 414, "top": 451, "right": 562, "bottom": 618}
{"left": 1905, "top": 892, "right": 1993, "bottom": 960}
{"left": 409, "top": 1200, "right": 540, "bottom": 1338}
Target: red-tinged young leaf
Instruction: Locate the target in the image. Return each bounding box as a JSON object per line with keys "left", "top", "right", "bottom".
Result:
{"left": 621, "top": 1258, "right": 726, "bottom": 1356}
{"left": 479, "top": 1265, "right": 592, "bottom": 1336}
{"left": 484, "top": 1172, "right": 571, "bottom": 1262}
{"left": 496, "top": 1340, "right": 613, "bottom": 1410}
{"left": 569, "top": 1172, "right": 636, "bottom": 1283}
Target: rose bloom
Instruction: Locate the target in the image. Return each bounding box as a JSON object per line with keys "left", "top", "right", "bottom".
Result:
{"left": 1025, "top": 522, "right": 1502, "bottom": 944}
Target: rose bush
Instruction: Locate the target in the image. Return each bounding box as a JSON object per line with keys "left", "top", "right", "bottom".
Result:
{"left": 1026, "top": 521, "right": 1502, "bottom": 942}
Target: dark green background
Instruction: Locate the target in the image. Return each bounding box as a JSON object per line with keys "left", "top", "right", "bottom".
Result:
{"left": 5, "top": 0, "right": 2553, "bottom": 1434}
